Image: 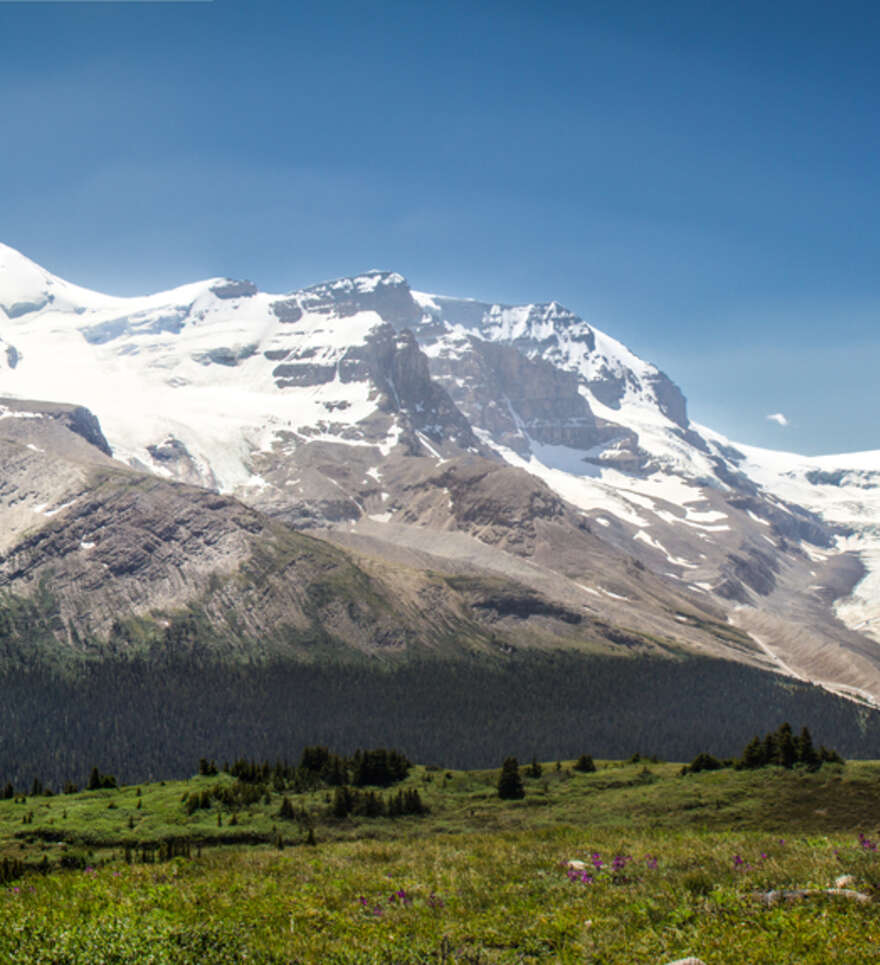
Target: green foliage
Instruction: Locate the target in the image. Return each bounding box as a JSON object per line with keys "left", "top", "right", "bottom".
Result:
{"left": 87, "top": 767, "right": 117, "bottom": 791}
{"left": 573, "top": 754, "right": 596, "bottom": 772}
{"left": 738, "top": 723, "right": 843, "bottom": 771}
{"left": 0, "top": 653, "right": 877, "bottom": 790}
{"left": 683, "top": 752, "right": 725, "bottom": 775}
{"left": 350, "top": 748, "right": 411, "bottom": 787}
{"left": 497, "top": 756, "right": 525, "bottom": 800}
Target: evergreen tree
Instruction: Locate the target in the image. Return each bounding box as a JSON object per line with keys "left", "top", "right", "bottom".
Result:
{"left": 526, "top": 757, "right": 542, "bottom": 778}
{"left": 819, "top": 745, "right": 844, "bottom": 765}
{"left": 332, "top": 786, "right": 354, "bottom": 818}
{"left": 776, "top": 723, "right": 796, "bottom": 769}
{"left": 796, "top": 726, "right": 820, "bottom": 770}
{"left": 741, "top": 736, "right": 765, "bottom": 769}
{"left": 573, "top": 754, "right": 596, "bottom": 773}
{"left": 497, "top": 757, "right": 525, "bottom": 800}
{"left": 685, "top": 752, "right": 723, "bottom": 774}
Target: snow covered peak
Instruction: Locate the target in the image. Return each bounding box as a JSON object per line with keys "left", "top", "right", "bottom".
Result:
{"left": 0, "top": 242, "right": 98, "bottom": 317}
{"left": 0, "top": 241, "right": 224, "bottom": 320}
{"left": 411, "top": 288, "right": 688, "bottom": 431}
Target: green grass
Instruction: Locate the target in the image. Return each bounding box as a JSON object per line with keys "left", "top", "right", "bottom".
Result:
{"left": 1, "top": 760, "right": 880, "bottom": 962}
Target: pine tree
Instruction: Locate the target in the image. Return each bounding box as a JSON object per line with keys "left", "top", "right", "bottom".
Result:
{"left": 332, "top": 786, "right": 354, "bottom": 818}
{"left": 497, "top": 757, "right": 525, "bottom": 800}
{"left": 776, "top": 723, "right": 796, "bottom": 769}
{"left": 741, "top": 736, "right": 765, "bottom": 769}
{"left": 526, "top": 757, "right": 542, "bottom": 778}
{"left": 796, "top": 726, "right": 820, "bottom": 770}
{"left": 573, "top": 754, "right": 596, "bottom": 773}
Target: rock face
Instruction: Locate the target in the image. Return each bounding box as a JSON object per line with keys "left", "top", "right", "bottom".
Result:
{"left": 2, "top": 241, "right": 880, "bottom": 704}
{"left": 425, "top": 333, "right": 623, "bottom": 456}
{"left": 0, "top": 400, "right": 744, "bottom": 668}
{"left": 0, "top": 398, "right": 112, "bottom": 456}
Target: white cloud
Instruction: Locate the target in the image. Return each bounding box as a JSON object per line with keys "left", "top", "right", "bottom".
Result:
{"left": 766, "top": 413, "right": 789, "bottom": 427}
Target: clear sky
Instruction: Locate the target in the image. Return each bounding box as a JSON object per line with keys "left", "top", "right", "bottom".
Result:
{"left": 1, "top": 0, "right": 878, "bottom": 455}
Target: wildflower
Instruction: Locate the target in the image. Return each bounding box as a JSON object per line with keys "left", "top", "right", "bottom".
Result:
{"left": 372, "top": 906, "right": 383, "bottom": 917}
{"left": 645, "top": 855, "right": 658, "bottom": 870}
{"left": 428, "top": 892, "right": 444, "bottom": 909}
{"left": 359, "top": 896, "right": 368, "bottom": 907}
{"left": 733, "top": 854, "right": 744, "bottom": 868}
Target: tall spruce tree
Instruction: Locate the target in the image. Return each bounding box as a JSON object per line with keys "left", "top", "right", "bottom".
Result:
{"left": 741, "top": 736, "right": 765, "bottom": 769}
{"left": 497, "top": 757, "right": 525, "bottom": 800}
{"left": 796, "top": 726, "right": 820, "bottom": 770}
{"left": 776, "top": 723, "right": 797, "bottom": 769}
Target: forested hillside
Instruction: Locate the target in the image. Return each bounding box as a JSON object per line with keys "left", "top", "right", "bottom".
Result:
{"left": 2, "top": 649, "right": 879, "bottom": 787}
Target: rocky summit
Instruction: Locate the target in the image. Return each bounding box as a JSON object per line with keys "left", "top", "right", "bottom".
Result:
{"left": 1, "top": 241, "right": 880, "bottom": 712}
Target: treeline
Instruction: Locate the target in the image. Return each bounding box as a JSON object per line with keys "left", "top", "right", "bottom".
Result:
{"left": 683, "top": 723, "right": 845, "bottom": 774}
{"left": 1, "top": 651, "right": 879, "bottom": 786}
{"left": 222, "top": 747, "right": 411, "bottom": 790}
{"left": 183, "top": 745, "right": 423, "bottom": 822}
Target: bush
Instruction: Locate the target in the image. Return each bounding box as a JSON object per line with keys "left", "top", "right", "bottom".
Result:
{"left": 683, "top": 752, "right": 724, "bottom": 775}
{"left": 574, "top": 754, "right": 596, "bottom": 773}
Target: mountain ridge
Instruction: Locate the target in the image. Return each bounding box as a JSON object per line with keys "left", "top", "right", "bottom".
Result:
{"left": 1, "top": 242, "right": 879, "bottom": 711}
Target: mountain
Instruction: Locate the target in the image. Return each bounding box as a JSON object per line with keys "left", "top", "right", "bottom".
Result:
{"left": 2, "top": 241, "right": 880, "bottom": 779}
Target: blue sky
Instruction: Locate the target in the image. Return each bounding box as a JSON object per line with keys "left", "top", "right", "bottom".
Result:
{"left": 1, "top": 0, "right": 878, "bottom": 454}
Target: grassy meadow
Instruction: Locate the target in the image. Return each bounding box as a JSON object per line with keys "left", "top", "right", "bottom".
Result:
{"left": 0, "top": 758, "right": 879, "bottom": 962}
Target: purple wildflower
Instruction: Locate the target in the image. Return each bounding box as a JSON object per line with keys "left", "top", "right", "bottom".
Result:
{"left": 733, "top": 854, "right": 744, "bottom": 868}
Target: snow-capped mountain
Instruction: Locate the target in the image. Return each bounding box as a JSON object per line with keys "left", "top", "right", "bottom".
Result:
{"left": 2, "top": 241, "right": 880, "bottom": 705}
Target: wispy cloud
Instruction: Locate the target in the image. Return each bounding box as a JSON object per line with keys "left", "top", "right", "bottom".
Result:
{"left": 766, "top": 412, "right": 789, "bottom": 427}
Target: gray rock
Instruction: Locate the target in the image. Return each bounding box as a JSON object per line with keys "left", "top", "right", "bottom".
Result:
{"left": 270, "top": 298, "right": 303, "bottom": 324}
{"left": 210, "top": 279, "right": 258, "bottom": 299}
{"left": 2, "top": 297, "right": 49, "bottom": 318}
